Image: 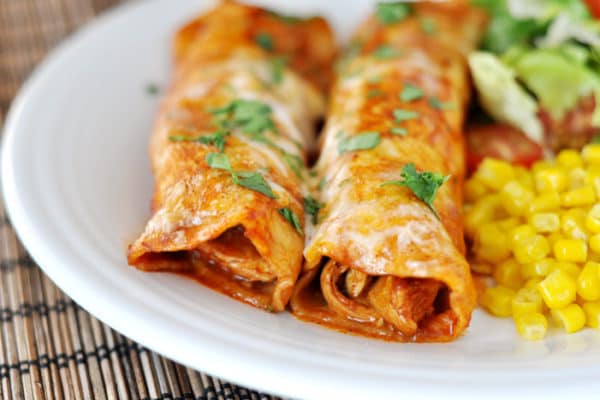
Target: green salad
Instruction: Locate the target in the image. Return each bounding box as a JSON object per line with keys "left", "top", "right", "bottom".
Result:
{"left": 469, "top": 0, "right": 600, "bottom": 143}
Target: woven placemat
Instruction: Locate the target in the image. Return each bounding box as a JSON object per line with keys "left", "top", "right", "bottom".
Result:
{"left": 0, "top": 1, "right": 282, "bottom": 399}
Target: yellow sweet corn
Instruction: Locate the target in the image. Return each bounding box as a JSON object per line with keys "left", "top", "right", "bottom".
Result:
{"left": 528, "top": 192, "right": 561, "bottom": 214}
{"left": 464, "top": 178, "right": 489, "bottom": 202}
{"left": 512, "top": 287, "right": 543, "bottom": 316}
{"left": 561, "top": 186, "right": 596, "bottom": 208}
{"left": 514, "top": 166, "right": 534, "bottom": 189}
{"left": 474, "top": 223, "right": 511, "bottom": 263}
{"left": 529, "top": 212, "right": 560, "bottom": 233}
{"left": 521, "top": 258, "right": 554, "bottom": 279}
{"left": 586, "top": 204, "right": 600, "bottom": 233}
{"left": 551, "top": 304, "right": 586, "bottom": 333}
{"left": 481, "top": 286, "right": 515, "bottom": 317}
{"left": 464, "top": 194, "right": 503, "bottom": 238}
{"left": 493, "top": 258, "right": 522, "bottom": 289}
{"left": 576, "top": 262, "right": 600, "bottom": 301}
{"left": 553, "top": 239, "right": 588, "bottom": 263}
{"left": 514, "top": 235, "right": 550, "bottom": 264}
{"left": 514, "top": 312, "right": 548, "bottom": 340}
{"left": 546, "top": 232, "right": 564, "bottom": 247}
{"left": 582, "top": 302, "right": 600, "bottom": 328}
{"left": 534, "top": 167, "right": 567, "bottom": 193}
{"left": 509, "top": 225, "right": 537, "bottom": 246}
{"left": 560, "top": 208, "right": 588, "bottom": 240}
{"left": 496, "top": 217, "right": 520, "bottom": 232}
{"left": 539, "top": 270, "right": 577, "bottom": 309}
{"left": 551, "top": 261, "right": 581, "bottom": 278}
{"left": 475, "top": 158, "right": 515, "bottom": 191}
{"left": 556, "top": 149, "right": 583, "bottom": 169}
{"left": 589, "top": 233, "right": 600, "bottom": 254}
{"left": 582, "top": 144, "right": 600, "bottom": 165}
{"left": 501, "top": 181, "right": 534, "bottom": 217}
{"left": 569, "top": 167, "right": 587, "bottom": 189}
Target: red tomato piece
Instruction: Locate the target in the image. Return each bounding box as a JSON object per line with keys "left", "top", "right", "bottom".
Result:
{"left": 466, "top": 124, "right": 544, "bottom": 174}
{"left": 585, "top": 0, "right": 600, "bottom": 19}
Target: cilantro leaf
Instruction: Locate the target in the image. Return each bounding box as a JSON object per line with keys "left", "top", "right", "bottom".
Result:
{"left": 592, "top": 134, "right": 600, "bottom": 144}
{"left": 267, "top": 10, "right": 302, "bottom": 24}
{"left": 209, "top": 99, "right": 278, "bottom": 135}
{"left": 255, "top": 33, "right": 274, "bottom": 51}
{"left": 205, "top": 152, "right": 233, "bottom": 171}
{"left": 393, "top": 108, "right": 419, "bottom": 122}
{"left": 372, "top": 45, "right": 401, "bottom": 59}
{"left": 269, "top": 57, "right": 287, "bottom": 84}
{"left": 399, "top": 83, "right": 424, "bottom": 102}
{"left": 278, "top": 207, "right": 303, "bottom": 235}
{"left": 420, "top": 17, "right": 436, "bottom": 35}
{"left": 236, "top": 171, "right": 276, "bottom": 199}
{"left": 169, "top": 131, "right": 229, "bottom": 152}
{"left": 381, "top": 163, "right": 449, "bottom": 219}
{"left": 303, "top": 196, "right": 324, "bottom": 224}
{"left": 368, "top": 89, "right": 384, "bottom": 98}
{"left": 283, "top": 153, "right": 304, "bottom": 179}
{"left": 428, "top": 97, "right": 455, "bottom": 110}
{"left": 390, "top": 127, "right": 408, "bottom": 136}
{"left": 318, "top": 177, "right": 326, "bottom": 190}
{"left": 145, "top": 83, "right": 160, "bottom": 95}
{"left": 376, "top": 2, "right": 412, "bottom": 25}
{"left": 338, "top": 132, "right": 381, "bottom": 154}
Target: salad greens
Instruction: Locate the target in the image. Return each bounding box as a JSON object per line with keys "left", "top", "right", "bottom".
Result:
{"left": 469, "top": 0, "right": 600, "bottom": 140}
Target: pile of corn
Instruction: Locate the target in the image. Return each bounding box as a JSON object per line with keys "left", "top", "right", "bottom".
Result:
{"left": 465, "top": 145, "right": 600, "bottom": 340}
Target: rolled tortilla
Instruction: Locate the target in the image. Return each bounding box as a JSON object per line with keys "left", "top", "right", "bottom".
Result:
{"left": 128, "top": 1, "right": 336, "bottom": 312}
{"left": 291, "top": 2, "right": 487, "bottom": 341}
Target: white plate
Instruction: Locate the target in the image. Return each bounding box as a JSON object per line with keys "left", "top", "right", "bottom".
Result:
{"left": 2, "top": 1, "right": 600, "bottom": 399}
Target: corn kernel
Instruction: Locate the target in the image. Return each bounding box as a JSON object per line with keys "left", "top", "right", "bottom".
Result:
{"left": 531, "top": 160, "right": 554, "bottom": 173}
{"left": 590, "top": 234, "right": 600, "bottom": 254}
{"left": 561, "top": 186, "right": 596, "bottom": 207}
{"left": 512, "top": 287, "right": 543, "bottom": 316}
{"left": 501, "top": 181, "right": 534, "bottom": 217}
{"left": 514, "top": 312, "right": 548, "bottom": 340}
{"left": 464, "top": 194, "right": 503, "bottom": 238}
{"left": 577, "top": 262, "right": 600, "bottom": 301}
{"left": 521, "top": 258, "right": 554, "bottom": 279}
{"left": 464, "top": 178, "right": 489, "bottom": 202}
{"left": 529, "top": 212, "right": 560, "bottom": 233}
{"left": 493, "top": 259, "right": 522, "bottom": 289}
{"left": 553, "top": 239, "right": 588, "bottom": 263}
{"left": 514, "top": 235, "right": 550, "bottom": 264}
{"left": 524, "top": 277, "right": 543, "bottom": 290}
{"left": 569, "top": 167, "right": 587, "bottom": 189}
{"left": 582, "top": 302, "right": 600, "bottom": 328}
{"left": 561, "top": 209, "right": 588, "bottom": 240}
{"left": 534, "top": 167, "right": 567, "bottom": 193}
{"left": 470, "top": 261, "right": 493, "bottom": 275}
{"left": 585, "top": 204, "right": 600, "bottom": 234}
{"left": 514, "top": 166, "right": 534, "bottom": 189}
{"left": 546, "top": 231, "right": 564, "bottom": 247}
{"left": 557, "top": 149, "right": 583, "bottom": 169}
{"left": 528, "top": 192, "right": 561, "bottom": 214}
{"left": 474, "top": 224, "right": 511, "bottom": 263}
{"left": 582, "top": 144, "right": 600, "bottom": 165}
{"left": 475, "top": 158, "right": 515, "bottom": 191}
{"left": 509, "top": 225, "right": 537, "bottom": 247}
{"left": 481, "top": 286, "right": 515, "bottom": 317}
{"left": 496, "top": 217, "right": 520, "bottom": 232}
{"left": 552, "top": 261, "right": 581, "bottom": 278}
{"left": 551, "top": 304, "right": 586, "bottom": 333}
{"left": 539, "top": 270, "right": 577, "bottom": 309}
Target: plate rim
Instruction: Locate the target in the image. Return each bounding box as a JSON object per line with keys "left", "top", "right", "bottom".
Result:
{"left": 2, "top": 1, "right": 600, "bottom": 399}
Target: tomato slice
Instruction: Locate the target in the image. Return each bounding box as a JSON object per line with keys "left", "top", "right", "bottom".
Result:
{"left": 466, "top": 124, "right": 544, "bottom": 174}
{"left": 585, "top": 0, "right": 600, "bottom": 19}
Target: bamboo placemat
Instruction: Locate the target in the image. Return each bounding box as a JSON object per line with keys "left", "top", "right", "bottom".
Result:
{"left": 0, "top": 1, "right": 281, "bottom": 399}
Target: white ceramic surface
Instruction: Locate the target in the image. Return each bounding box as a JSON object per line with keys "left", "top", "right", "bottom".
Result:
{"left": 2, "top": 1, "right": 600, "bottom": 399}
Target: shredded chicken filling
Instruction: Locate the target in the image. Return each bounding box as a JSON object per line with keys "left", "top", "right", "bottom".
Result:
{"left": 320, "top": 259, "right": 448, "bottom": 336}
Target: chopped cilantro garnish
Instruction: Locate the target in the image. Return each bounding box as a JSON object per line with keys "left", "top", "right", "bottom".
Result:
{"left": 420, "top": 17, "right": 436, "bottom": 35}
{"left": 592, "top": 134, "right": 600, "bottom": 144}
{"left": 399, "top": 83, "right": 424, "bottom": 102}
{"left": 338, "top": 132, "right": 381, "bottom": 154}
{"left": 169, "top": 131, "right": 229, "bottom": 152}
{"left": 428, "top": 97, "right": 455, "bottom": 110}
{"left": 376, "top": 2, "right": 412, "bottom": 25}
{"left": 382, "top": 163, "right": 449, "bottom": 219}
{"left": 318, "top": 177, "right": 326, "bottom": 190}
{"left": 269, "top": 57, "right": 287, "bottom": 84}
{"left": 368, "top": 89, "right": 384, "bottom": 98}
{"left": 145, "top": 83, "right": 160, "bottom": 95}
{"left": 267, "top": 10, "right": 302, "bottom": 24}
{"left": 205, "top": 152, "right": 276, "bottom": 199}
{"left": 303, "top": 196, "right": 324, "bottom": 225}
{"left": 255, "top": 33, "right": 274, "bottom": 51}
{"left": 390, "top": 127, "right": 408, "bottom": 136}
{"left": 279, "top": 207, "right": 303, "bottom": 235}
{"left": 393, "top": 108, "right": 419, "bottom": 122}
{"left": 372, "top": 45, "right": 400, "bottom": 59}
{"left": 283, "top": 153, "right": 304, "bottom": 179}
{"left": 209, "top": 99, "right": 278, "bottom": 135}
